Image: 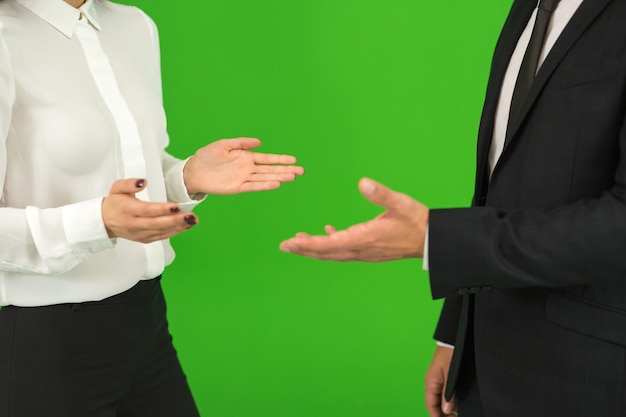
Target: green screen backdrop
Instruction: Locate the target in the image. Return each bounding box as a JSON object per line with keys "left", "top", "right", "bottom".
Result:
{"left": 113, "top": 1, "right": 513, "bottom": 415}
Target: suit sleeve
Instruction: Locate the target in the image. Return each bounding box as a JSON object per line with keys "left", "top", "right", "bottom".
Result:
{"left": 433, "top": 296, "right": 463, "bottom": 344}
{"left": 428, "top": 107, "right": 626, "bottom": 299}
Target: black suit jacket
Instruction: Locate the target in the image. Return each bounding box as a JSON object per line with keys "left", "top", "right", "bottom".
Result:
{"left": 430, "top": 0, "right": 626, "bottom": 415}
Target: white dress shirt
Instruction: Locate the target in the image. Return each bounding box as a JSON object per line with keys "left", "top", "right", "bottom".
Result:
{"left": 0, "top": 0, "right": 200, "bottom": 306}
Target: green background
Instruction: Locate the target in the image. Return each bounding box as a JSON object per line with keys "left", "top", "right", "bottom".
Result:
{"left": 116, "top": 1, "right": 512, "bottom": 415}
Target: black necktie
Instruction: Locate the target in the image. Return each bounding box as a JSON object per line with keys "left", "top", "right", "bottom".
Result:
{"left": 507, "top": 0, "right": 561, "bottom": 137}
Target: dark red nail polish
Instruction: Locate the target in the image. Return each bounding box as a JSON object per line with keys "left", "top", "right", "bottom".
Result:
{"left": 170, "top": 206, "right": 180, "bottom": 213}
{"left": 135, "top": 179, "right": 145, "bottom": 188}
{"left": 184, "top": 215, "right": 197, "bottom": 226}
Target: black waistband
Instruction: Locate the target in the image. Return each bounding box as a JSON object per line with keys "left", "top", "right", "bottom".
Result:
{"left": 87, "top": 276, "right": 162, "bottom": 306}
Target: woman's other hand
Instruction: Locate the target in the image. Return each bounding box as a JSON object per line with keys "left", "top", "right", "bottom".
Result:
{"left": 102, "top": 178, "right": 197, "bottom": 243}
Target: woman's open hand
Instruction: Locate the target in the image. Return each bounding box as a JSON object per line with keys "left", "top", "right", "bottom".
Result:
{"left": 182, "top": 138, "right": 304, "bottom": 195}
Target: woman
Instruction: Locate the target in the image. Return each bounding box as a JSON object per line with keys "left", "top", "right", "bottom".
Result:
{"left": 0, "top": 0, "right": 304, "bottom": 415}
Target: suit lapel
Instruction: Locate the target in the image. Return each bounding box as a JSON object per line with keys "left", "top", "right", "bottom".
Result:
{"left": 501, "top": 0, "right": 614, "bottom": 153}
{"left": 474, "top": 0, "right": 536, "bottom": 204}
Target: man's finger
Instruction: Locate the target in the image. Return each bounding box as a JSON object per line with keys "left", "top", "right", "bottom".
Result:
{"left": 443, "top": 394, "right": 457, "bottom": 416}
{"left": 280, "top": 228, "right": 360, "bottom": 257}
{"left": 425, "top": 374, "right": 445, "bottom": 417}
{"left": 324, "top": 225, "right": 337, "bottom": 235}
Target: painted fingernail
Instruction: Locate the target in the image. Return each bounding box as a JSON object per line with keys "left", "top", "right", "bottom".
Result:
{"left": 135, "top": 179, "right": 145, "bottom": 188}
{"left": 170, "top": 206, "right": 180, "bottom": 213}
{"left": 184, "top": 215, "right": 197, "bottom": 226}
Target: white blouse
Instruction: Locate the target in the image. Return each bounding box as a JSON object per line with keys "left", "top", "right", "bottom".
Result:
{"left": 0, "top": 0, "right": 200, "bottom": 306}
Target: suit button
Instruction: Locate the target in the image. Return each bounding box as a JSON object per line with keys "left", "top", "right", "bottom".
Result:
{"left": 469, "top": 287, "right": 481, "bottom": 293}
{"left": 482, "top": 286, "right": 494, "bottom": 292}
{"left": 457, "top": 288, "right": 470, "bottom": 295}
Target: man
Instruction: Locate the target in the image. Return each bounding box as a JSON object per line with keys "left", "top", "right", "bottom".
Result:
{"left": 280, "top": 0, "right": 626, "bottom": 416}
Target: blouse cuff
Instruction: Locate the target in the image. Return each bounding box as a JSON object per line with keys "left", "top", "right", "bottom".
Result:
{"left": 164, "top": 157, "right": 206, "bottom": 211}
{"left": 62, "top": 197, "right": 115, "bottom": 259}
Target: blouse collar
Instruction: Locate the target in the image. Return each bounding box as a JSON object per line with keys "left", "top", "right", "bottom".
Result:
{"left": 16, "top": 0, "right": 102, "bottom": 38}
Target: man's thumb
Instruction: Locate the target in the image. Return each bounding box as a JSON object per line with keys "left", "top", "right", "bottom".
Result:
{"left": 358, "top": 177, "right": 399, "bottom": 210}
